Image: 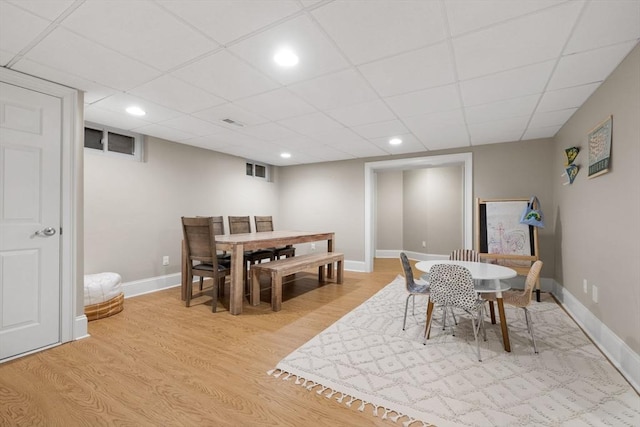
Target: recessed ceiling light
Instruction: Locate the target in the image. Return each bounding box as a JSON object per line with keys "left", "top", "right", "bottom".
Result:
{"left": 389, "top": 138, "right": 402, "bottom": 145}
{"left": 273, "top": 48, "right": 299, "bottom": 67}
{"left": 126, "top": 106, "right": 146, "bottom": 116}
{"left": 280, "top": 152, "right": 291, "bottom": 158}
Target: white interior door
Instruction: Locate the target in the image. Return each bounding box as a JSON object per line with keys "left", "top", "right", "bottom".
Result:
{"left": 0, "top": 82, "right": 62, "bottom": 360}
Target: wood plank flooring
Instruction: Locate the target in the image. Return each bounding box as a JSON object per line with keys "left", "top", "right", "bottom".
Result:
{"left": 1, "top": 259, "right": 412, "bottom": 426}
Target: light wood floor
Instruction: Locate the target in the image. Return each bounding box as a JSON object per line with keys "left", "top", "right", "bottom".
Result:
{"left": 1, "top": 259, "right": 415, "bottom": 426}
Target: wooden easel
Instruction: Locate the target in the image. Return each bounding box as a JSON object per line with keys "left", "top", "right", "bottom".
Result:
{"left": 475, "top": 198, "right": 541, "bottom": 301}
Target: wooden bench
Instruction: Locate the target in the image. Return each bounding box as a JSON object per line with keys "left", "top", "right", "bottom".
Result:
{"left": 250, "top": 252, "right": 344, "bottom": 311}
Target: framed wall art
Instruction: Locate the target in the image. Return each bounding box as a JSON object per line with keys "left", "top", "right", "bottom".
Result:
{"left": 587, "top": 115, "right": 612, "bottom": 178}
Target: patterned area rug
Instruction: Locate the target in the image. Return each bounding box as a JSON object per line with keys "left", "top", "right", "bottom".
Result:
{"left": 269, "top": 276, "right": 640, "bottom": 426}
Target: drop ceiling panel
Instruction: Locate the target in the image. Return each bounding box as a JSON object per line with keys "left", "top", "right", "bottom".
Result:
{"left": 1, "top": 0, "right": 637, "bottom": 166}
{"left": 385, "top": 84, "right": 461, "bottom": 118}
{"left": 290, "top": 68, "right": 379, "bottom": 111}
{"left": 536, "top": 82, "right": 599, "bottom": 112}
{"left": 529, "top": 108, "right": 577, "bottom": 128}
{"left": 358, "top": 42, "right": 456, "bottom": 97}
{"left": 299, "top": 146, "right": 356, "bottom": 162}
{"left": 325, "top": 99, "right": 396, "bottom": 127}
{"left": 547, "top": 41, "right": 638, "bottom": 90}
{"left": 278, "top": 112, "right": 343, "bottom": 135}
{"left": 460, "top": 61, "right": 555, "bottom": 106}
{"left": 229, "top": 15, "right": 350, "bottom": 85}
{"left": 13, "top": 57, "right": 117, "bottom": 103}
{"left": 133, "top": 123, "right": 198, "bottom": 142}
{"left": 352, "top": 119, "right": 408, "bottom": 140}
{"left": 0, "top": 49, "right": 15, "bottom": 66}
{"left": 90, "top": 93, "right": 182, "bottom": 123}
{"left": 157, "top": 0, "right": 301, "bottom": 45}
{"left": 171, "top": 50, "right": 279, "bottom": 101}
{"left": 403, "top": 110, "right": 470, "bottom": 150}
{"left": 160, "top": 115, "right": 228, "bottom": 137}
{"left": 5, "top": 0, "right": 76, "bottom": 21}
{"left": 0, "top": 2, "right": 52, "bottom": 55}
{"left": 128, "top": 75, "right": 226, "bottom": 114}
{"left": 468, "top": 116, "right": 530, "bottom": 145}
{"left": 239, "top": 122, "right": 298, "bottom": 141}
{"left": 369, "top": 134, "right": 426, "bottom": 155}
{"left": 445, "top": 0, "right": 568, "bottom": 37}
{"left": 453, "top": 1, "right": 582, "bottom": 80}
{"left": 60, "top": 0, "right": 216, "bottom": 71}
{"left": 332, "top": 139, "right": 388, "bottom": 158}
{"left": 192, "top": 103, "right": 269, "bottom": 127}
{"left": 565, "top": 0, "right": 640, "bottom": 54}
{"left": 311, "top": 0, "right": 447, "bottom": 65}
{"left": 235, "top": 88, "right": 316, "bottom": 121}
{"left": 522, "top": 124, "right": 562, "bottom": 140}
{"left": 22, "top": 27, "right": 161, "bottom": 90}
{"left": 310, "top": 128, "right": 368, "bottom": 147}
{"left": 465, "top": 95, "right": 539, "bottom": 124}
{"left": 84, "top": 106, "right": 151, "bottom": 131}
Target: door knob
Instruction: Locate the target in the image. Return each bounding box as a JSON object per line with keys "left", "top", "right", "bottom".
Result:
{"left": 36, "top": 227, "right": 57, "bottom": 237}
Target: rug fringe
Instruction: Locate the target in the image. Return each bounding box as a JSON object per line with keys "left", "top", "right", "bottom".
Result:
{"left": 268, "top": 369, "right": 428, "bottom": 426}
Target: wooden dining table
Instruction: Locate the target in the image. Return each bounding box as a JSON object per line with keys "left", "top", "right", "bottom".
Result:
{"left": 182, "top": 230, "right": 335, "bottom": 315}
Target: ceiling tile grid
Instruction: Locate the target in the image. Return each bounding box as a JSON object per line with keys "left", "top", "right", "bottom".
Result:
{"left": 0, "top": 0, "right": 637, "bottom": 166}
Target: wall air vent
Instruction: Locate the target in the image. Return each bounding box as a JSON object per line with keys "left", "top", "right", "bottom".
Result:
{"left": 222, "top": 118, "right": 244, "bottom": 127}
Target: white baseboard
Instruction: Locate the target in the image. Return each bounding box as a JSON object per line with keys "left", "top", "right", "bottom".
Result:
{"left": 345, "top": 260, "right": 365, "bottom": 272}
{"left": 122, "top": 273, "right": 181, "bottom": 298}
{"left": 550, "top": 280, "right": 640, "bottom": 393}
{"left": 73, "top": 315, "right": 89, "bottom": 340}
{"left": 376, "top": 249, "right": 448, "bottom": 261}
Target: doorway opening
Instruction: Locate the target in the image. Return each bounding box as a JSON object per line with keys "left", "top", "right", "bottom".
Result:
{"left": 364, "top": 153, "right": 473, "bottom": 272}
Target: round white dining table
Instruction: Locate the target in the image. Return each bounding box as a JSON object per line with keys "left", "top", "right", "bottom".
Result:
{"left": 415, "top": 260, "right": 517, "bottom": 352}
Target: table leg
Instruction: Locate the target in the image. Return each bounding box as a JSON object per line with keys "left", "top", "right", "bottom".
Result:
{"left": 425, "top": 300, "right": 434, "bottom": 340}
{"left": 327, "top": 236, "right": 334, "bottom": 279}
{"left": 181, "top": 240, "right": 187, "bottom": 301}
{"left": 497, "top": 297, "right": 511, "bottom": 352}
{"left": 229, "top": 244, "right": 244, "bottom": 315}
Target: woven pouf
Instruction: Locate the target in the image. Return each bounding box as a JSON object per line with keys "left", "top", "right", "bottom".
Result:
{"left": 84, "top": 272, "right": 124, "bottom": 321}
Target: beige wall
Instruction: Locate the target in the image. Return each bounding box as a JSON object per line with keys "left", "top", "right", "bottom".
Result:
{"left": 552, "top": 44, "right": 640, "bottom": 354}
{"left": 276, "top": 159, "right": 365, "bottom": 258}
{"left": 402, "top": 166, "right": 463, "bottom": 254}
{"left": 84, "top": 136, "right": 279, "bottom": 282}
{"left": 375, "top": 170, "right": 403, "bottom": 250}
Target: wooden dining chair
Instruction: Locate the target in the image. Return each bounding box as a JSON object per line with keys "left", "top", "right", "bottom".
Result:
{"left": 254, "top": 215, "right": 295, "bottom": 259}
{"left": 181, "top": 217, "right": 230, "bottom": 312}
{"left": 483, "top": 261, "right": 543, "bottom": 353}
{"left": 228, "top": 216, "right": 274, "bottom": 294}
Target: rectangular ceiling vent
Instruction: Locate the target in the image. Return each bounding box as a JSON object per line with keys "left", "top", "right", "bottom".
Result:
{"left": 222, "top": 118, "right": 244, "bottom": 127}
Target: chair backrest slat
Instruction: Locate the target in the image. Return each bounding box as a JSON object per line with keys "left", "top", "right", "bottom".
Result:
{"left": 254, "top": 216, "right": 274, "bottom": 232}
{"left": 212, "top": 216, "right": 225, "bottom": 236}
{"left": 228, "top": 216, "right": 251, "bottom": 234}
{"left": 449, "top": 249, "right": 481, "bottom": 262}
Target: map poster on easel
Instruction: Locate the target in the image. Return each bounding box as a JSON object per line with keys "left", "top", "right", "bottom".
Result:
{"left": 485, "top": 201, "right": 531, "bottom": 267}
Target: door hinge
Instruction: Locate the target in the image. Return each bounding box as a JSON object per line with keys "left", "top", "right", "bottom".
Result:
{"left": 59, "top": 227, "right": 62, "bottom": 235}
